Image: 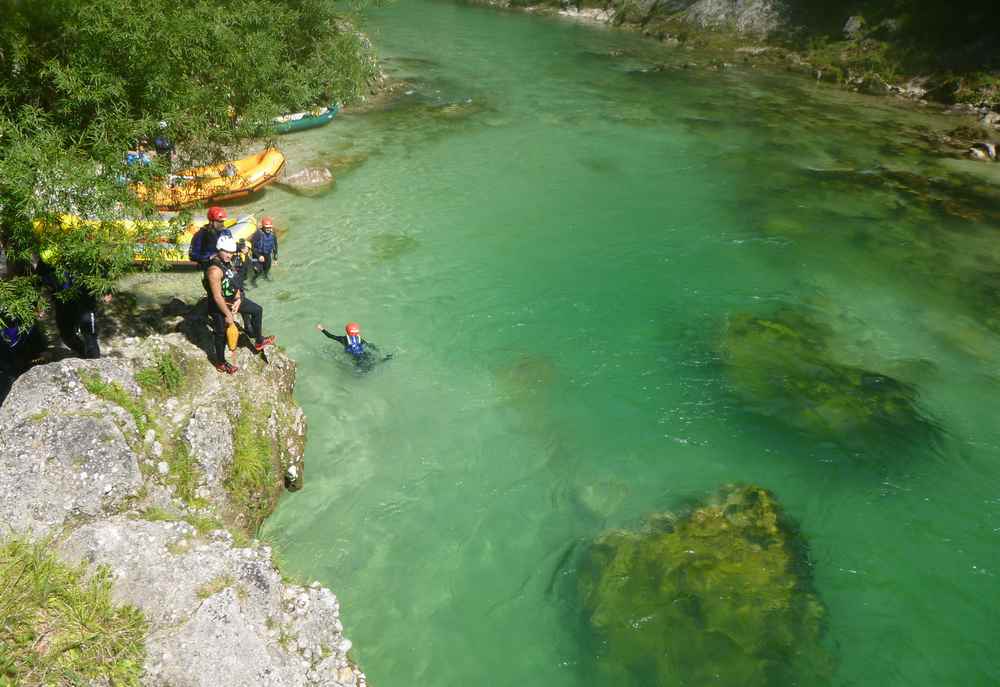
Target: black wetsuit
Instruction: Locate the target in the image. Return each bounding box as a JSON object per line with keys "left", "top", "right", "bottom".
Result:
{"left": 203, "top": 257, "right": 264, "bottom": 364}
{"left": 318, "top": 329, "right": 391, "bottom": 372}
{"left": 251, "top": 229, "right": 278, "bottom": 285}
{"left": 189, "top": 224, "right": 223, "bottom": 269}
{"left": 38, "top": 262, "right": 102, "bottom": 359}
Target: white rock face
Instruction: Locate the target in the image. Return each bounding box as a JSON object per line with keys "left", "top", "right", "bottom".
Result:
{"left": 0, "top": 358, "right": 144, "bottom": 535}
{"left": 60, "top": 518, "right": 364, "bottom": 687}
{"left": 0, "top": 328, "right": 356, "bottom": 687}
{"left": 681, "top": 0, "right": 787, "bottom": 35}
{"left": 284, "top": 167, "right": 335, "bottom": 188}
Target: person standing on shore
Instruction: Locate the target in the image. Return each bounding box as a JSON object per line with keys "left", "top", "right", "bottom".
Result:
{"left": 205, "top": 235, "right": 275, "bottom": 374}
{"left": 189, "top": 206, "right": 230, "bottom": 269}
{"left": 251, "top": 216, "right": 278, "bottom": 285}
{"left": 37, "top": 258, "right": 111, "bottom": 359}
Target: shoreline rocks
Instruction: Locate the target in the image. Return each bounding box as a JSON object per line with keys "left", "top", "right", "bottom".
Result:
{"left": 0, "top": 314, "right": 363, "bottom": 687}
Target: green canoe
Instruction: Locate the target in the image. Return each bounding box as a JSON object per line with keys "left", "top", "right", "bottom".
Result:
{"left": 273, "top": 104, "right": 340, "bottom": 134}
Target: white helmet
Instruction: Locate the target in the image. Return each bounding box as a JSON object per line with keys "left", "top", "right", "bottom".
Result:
{"left": 216, "top": 235, "right": 238, "bottom": 253}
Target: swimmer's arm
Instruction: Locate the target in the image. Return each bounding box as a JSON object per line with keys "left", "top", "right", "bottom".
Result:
{"left": 316, "top": 324, "right": 347, "bottom": 344}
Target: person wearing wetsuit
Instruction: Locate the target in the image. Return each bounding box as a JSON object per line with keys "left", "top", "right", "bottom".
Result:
{"left": 233, "top": 239, "right": 253, "bottom": 289}
{"left": 250, "top": 216, "right": 278, "bottom": 285}
{"left": 316, "top": 322, "right": 391, "bottom": 372}
{"left": 37, "top": 260, "right": 109, "bottom": 359}
{"left": 189, "top": 206, "right": 230, "bottom": 269}
{"left": 204, "top": 235, "right": 275, "bottom": 374}
{"left": 1, "top": 316, "right": 45, "bottom": 403}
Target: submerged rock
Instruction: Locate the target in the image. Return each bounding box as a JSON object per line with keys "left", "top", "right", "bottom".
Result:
{"left": 579, "top": 484, "right": 831, "bottom": 687}
{"left": 720, "top": 308, "right": 933, "bottom": 440}
{"left": 279, "top": 167, "right": 336, "bottom": 196}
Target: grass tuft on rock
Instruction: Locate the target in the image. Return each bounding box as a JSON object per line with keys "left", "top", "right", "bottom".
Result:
{"left": 195, "top": 575, "right": 236, "bottom": 600}
{"left": 79, "top": 372, "right": 148, "bottom": 436}
{"left": 226, "top": 400, "right": 277, "bottom": 533}
{"left": 135, "top": 351, "right": 185, "bottom": 396}
{"left": 0, "top": 537, "right": 147, "bottom": 686}
{"left": 140, "top": 507, "right": 222, "bottom": 537}
{"left": 164, "top": 441, "right": 202, "bottom": 506}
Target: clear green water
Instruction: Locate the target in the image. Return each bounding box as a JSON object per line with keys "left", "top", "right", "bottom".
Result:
{"left": 247, "top": 2, "right": 1000, "bottom": 685}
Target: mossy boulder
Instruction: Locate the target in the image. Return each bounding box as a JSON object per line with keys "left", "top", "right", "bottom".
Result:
{"left": 721, "top": 308, "right": 931, "bottom": 439}
{"left": 578, "top": 484, "right": 830, "bottom": 687}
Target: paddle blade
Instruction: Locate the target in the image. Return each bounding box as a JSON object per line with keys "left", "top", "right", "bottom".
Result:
{"left": 226, "top": 323, "right": 239, "bottom": 351}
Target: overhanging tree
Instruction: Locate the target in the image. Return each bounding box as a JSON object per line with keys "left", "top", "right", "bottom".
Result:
{"left": 0, "top": 0, "right": 378, "bottom": 327}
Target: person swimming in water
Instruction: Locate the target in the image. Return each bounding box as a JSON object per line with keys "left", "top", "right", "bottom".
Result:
{"left": 316, "top": 322, "right": 391, "bottom": 371}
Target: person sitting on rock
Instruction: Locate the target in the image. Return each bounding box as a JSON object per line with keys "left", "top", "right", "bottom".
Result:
{"left": 250, "top": 216, "right": 279, "bottom": 286}
{"left": 189, "top": 206, "right": 231, "bottom": 269}
{"left": 316, "top": 322, "right": 391, "bottom": 372}
{"left": 204, "top": 235, "right": 275, "bottom": 374}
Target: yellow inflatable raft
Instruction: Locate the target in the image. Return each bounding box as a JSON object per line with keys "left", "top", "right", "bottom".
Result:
{"left": 139, "top": 214, "right": 258, "bottom": 265}
{"left": 36, "top": 213, "right": 257, "bottom": 267}
{"left": 133, "top": 148, "right": 286, "bottom": 210}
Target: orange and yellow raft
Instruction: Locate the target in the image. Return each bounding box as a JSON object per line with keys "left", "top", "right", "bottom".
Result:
{"left": 133, "top": 148, "right": 286, "bottom": 210}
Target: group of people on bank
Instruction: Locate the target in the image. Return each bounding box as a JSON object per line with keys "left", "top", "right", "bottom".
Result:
{"left": 192, "top": 206, "right": 387, "bottom": 374}
{"left": 2, "top": 201, "right": 386, "bottom": 400}
{"left": 190, "top": 206, "right": 279, "bottom": 374}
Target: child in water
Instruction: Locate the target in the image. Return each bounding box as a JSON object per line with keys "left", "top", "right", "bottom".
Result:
{"left": 316, "top": 322, "right": 391, "bottom": 372}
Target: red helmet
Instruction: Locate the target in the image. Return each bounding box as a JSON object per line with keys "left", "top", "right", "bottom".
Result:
{"left": 260, "top": 216, "right": 274, "bottom": 228}
{"left": 345, "top": 322, "right": 361, "bottom": 337}
{"left": 207, "top": 206, "right": 227, "bottom": 222}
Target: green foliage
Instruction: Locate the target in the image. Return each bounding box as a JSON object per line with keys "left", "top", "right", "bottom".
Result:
{"left": 227, "top": 400, "right": 277, "bottom": 533}
{"left": 0, "top": 277, "right": 44, "bottom": 330}
{"left": 164, "top": 441, "right": 202, "bottom": 506}
{"left": 0, "top": 0, "right": 378, "bottom": 326}
{"left": 0, "top": 537, "right": 147, "bottom": 686}
{"left": 79, "top": 372, "right": 149, "bottom": 436}
{"left": 135, "top": 351, "right": 185, "bottom": 395}
{"left": 140, "top": 507, "right": 222, "bottom": 537}
{"left": 195, "top": 575, "right": 236, "bottom": 600}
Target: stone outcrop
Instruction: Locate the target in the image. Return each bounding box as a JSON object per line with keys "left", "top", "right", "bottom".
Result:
{"left": 0, "top": 323, "right": 363, "bottom": 687}
{"left": 283, "top": 167, "right": 335, "bottom": 190}
{"left": 678, "top": 0, "right": 787, "bottom": 35}
{"left": 0, "top": 357, "right": 144, "bottom": 535}
{"left": 60, "top": 518, "right": 362, "bottom": 687}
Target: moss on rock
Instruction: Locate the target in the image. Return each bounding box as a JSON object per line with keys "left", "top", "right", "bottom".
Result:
{"left": 578, "top": 484, "right": 831, "bottom": 687}
{"left": 721, "top": 308, "right": 934, "bottom": 439}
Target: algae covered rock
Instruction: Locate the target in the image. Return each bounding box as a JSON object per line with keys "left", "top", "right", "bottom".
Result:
{"left": 721, "top": 308, "right": 933, "bottom": 439}
{"left": 578, "top": 485, "right": 830, "bottom": 687}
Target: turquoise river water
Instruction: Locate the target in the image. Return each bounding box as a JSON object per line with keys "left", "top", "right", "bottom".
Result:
{"left": 236, "top": 1, "right": 1000, "bottom": 685}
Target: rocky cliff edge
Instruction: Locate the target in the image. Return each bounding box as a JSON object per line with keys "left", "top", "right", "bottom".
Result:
{"left": 0, "top": 321, "right": 365, "bottom": 687}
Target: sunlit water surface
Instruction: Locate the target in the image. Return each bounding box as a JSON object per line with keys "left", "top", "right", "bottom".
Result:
{"left": 223, "top": 2, "right": 1000, "bottom": 685}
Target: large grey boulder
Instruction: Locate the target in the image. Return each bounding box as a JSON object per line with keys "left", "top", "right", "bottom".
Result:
{"left": 0, "top": 358, "right": 144, "bottom": 535}
{"left": 61, "top": 518, "right": 365, "bottom": 687}
{"left": 0, "top": 323, "right": 357, "bottom": 687}
{"left": 843, "top": 15, "right": 865, "bottom": 39}
{"left": 680, "top": 0, "right": 787, "bottom": 35}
